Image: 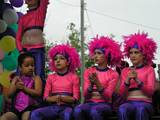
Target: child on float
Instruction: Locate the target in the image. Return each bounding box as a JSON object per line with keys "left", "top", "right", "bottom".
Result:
{"left": 0, "top": 52, "right": 42, "bottom": 120}
{"left": 30, "top": 44, "right": 81, "bottom": 120}
{"left": 118, "top": 32, "right": 157, "bottom": 120}
{"left": 74, "top": 35, "right": 122, "bottom": 120}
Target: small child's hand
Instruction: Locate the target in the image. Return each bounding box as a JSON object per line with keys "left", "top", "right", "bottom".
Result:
{"left": 16, "top": 81, "right": 24, "bottom": 90}
{"left": 12, "top": 76, "right": 19, "bottom": 84}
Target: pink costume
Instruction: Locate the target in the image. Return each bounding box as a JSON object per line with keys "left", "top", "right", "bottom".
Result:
{"left": 30, "top": 72, "right": 80, "bottom": 120}
{"left": 83, "top": 66, "right": 119, "bottom": 103}
{"left": 73, "top": 35, "right": 122, "bottom": 120}
{"left": 16, "top": 0, "right": 49, "bottom": 51}
{"left": 30, "top": 44, "right": 81, "bottom": 120}
{"left": 119, "top": 65, "right": 156, "bottom": 103}
{"left": 44, "top": 72, "right": 80, "bottom": 101}
{"left": 14, "top": 76, "right": 37, "bottom": 112}
{"left": 118, "top": 32, "right": 157, "bottom": 120}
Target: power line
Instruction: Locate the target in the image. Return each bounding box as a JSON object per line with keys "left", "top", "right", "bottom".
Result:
{"left": 87, "top": 9, "right": 160, "bottom": 31}
{"left": 55, "top": 0, "right": 160, "bottom": 31}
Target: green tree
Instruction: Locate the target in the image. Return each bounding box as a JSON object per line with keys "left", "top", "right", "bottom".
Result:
{"left": 67, "top": 22, "right": 93, "bottom": 68}
{"left": 67, "top": 23, "right": 81, "bottom": 52}
{"left": 45, "top": 42, "right": 55, "bottom": 75}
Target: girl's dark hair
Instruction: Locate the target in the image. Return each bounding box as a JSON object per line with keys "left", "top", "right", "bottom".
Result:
{"left": 18, "top": 52, "right": 34, "bottom": 67}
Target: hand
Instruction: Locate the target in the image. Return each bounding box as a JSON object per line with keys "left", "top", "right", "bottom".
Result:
{"left": 134, "top": 78, "right": 142, "bottom": 85}
{"left": 56, "top": 95, "right": 61, "bottom": 105}
{"left": 12, "top": 76, "right": 21, "bottom": 84}
{"left": 13, "top": 76, "right": 24, "bottom": 90}
{"left": 125, "top": 77, "right": 131, "bottom": 85}
{"left": 89, "top": 72, "right": 98, "bottom": 84}
{"left": 127, "top": 69, "right": 137, "bottom": 80}
{"left": 16, "top": 81, "right": 24, "bottom": 90}
{"left": 47, "top": 95, "right": 61, "bottom": 103}
{"left": 15, "top": 77, "right": 24, "bottom": 90}
{"left": 59, "top": 95, "right": 75, "bottom": 104}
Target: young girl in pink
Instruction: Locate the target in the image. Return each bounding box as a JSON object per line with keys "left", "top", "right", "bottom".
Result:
{"left": 74, "top": 36, "right": 122, "bottom": 120}
{"left": 16, "top": 0, "right": 49, "bottom": 82}
{"left": 118, "top": 32, "right": 157, "bottom": 120}
{"left": 0, "top": 53, "right": 42, "bottom": 120}
{"left": 30, "top": 44, "right": 81, "bottom": 120}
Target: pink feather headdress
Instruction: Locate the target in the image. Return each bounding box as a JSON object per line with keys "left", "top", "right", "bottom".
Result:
{"left": 48, "top": 44, "right": 81, "bottom": 72}
{"left": 89, "top": 35, "right": 123, "bottom": 67}
{"left": 123, "top": 32, "right": 157, "bottom": 65}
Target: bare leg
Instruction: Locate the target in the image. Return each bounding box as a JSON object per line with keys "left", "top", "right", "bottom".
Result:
{"left": 0, "top": 112, "right": 18, "bottom": 120}
{"left": 22, "top": 111, "right": 30, "bottom": 120}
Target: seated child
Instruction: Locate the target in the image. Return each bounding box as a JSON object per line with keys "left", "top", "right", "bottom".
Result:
{"left": 0, "top": 53, "right": 42, "bottom": 120}
{"left": 30, "top": 44, "right": 81, "bottom": 120}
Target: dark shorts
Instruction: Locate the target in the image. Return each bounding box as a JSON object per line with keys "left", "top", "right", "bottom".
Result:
{"left": 13, "top": 105, "right": 38, "bottom": 119}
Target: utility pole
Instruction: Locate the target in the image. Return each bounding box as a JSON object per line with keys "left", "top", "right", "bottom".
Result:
{"left": 80, "top": 0, "right": 85, "bottom": 103}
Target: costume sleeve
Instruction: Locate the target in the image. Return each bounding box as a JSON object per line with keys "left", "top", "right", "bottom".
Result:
{"left": 16, "top": 18, "right": 23, "bottom": 52}
{"left": 101, "top": 71, "right": 119, "bottom": 99}
{"left": 83, "top": 69, "right": 92, "bottom": 98}
{"left": 140, "top": 67, "right": 155, "bottom": 97}
{"left": 119, "top": 69, "right": 129, "bottom": 96}
{"left": 72, "top": 74, "right": 80, "bottom": 100}
{"left": 43, "top": 75, "right": 52, "bottom": 99}
{"left": 37, "top": 0, "right": 49, "bottom": 23}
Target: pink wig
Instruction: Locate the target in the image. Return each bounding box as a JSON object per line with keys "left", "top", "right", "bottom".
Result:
{"left": 89, "top": 35, "right": 123, "bottom": 66}
{"left": 123, "top": 32, "right": 157, "bottom": 65}
{"left": 48, "top": 44, "right": 81, "bottom": 72}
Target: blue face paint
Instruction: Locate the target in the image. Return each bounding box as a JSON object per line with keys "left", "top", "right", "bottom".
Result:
{"left": 132, "top": 43, "right": 139, "bottom": 49}
{"left": 96, "top": 48, "right": 105, "bottom": 54}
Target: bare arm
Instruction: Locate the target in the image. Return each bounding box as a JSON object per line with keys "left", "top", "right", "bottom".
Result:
{"left": 22, "top": 76, "right": 42, "bottom": 97}
{"left": 8, "top": 77, "right": 19, "bottom": 98}
{"left": 45, "top": 95, "right": 60, "bottom": 103}
{"left": 60, "top": 96, "right": 75, "bottom": 104}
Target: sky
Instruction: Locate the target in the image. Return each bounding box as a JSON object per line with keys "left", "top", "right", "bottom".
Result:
{"left": 18, "top": 0, "right": 160, "bottom": 78}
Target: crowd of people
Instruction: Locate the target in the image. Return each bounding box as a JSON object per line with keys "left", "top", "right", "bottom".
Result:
{"left": 0, "top": 0, "right": 160, "bottom": 120}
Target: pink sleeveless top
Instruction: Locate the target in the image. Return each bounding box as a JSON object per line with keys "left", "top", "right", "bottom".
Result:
{"left": 14, "top": 76, "right": 37, "bottom": 112}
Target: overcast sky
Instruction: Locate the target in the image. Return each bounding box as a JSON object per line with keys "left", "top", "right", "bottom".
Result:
{"left": 19, "top": 0, "right": 160, "bottom": 77}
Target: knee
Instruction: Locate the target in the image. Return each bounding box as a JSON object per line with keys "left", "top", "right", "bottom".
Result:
{"left": 30, "top": 110, "right": 40, "bottom": 119}
{"left": 22, "top": 111, "right": 30, "bottom": 120}
{"left": 90, "top": 109, "right": 99, "bottom": 116}
{"left": 118, "top": 105, "right": 127, "bottom": 115}
{"left": 137, "top": 106, "right": 146, "bottom": 114}
{"left": 0, "top": 112, "right": 18, "bottom": 120}
{"left": 63, "top": 108, "right": 72, "bottom": 117}
{"left": 74, "top": 107, "right": 82, "bottom": 117}
{"left": 74, "top": 107, "right": 82, "bottom": 114}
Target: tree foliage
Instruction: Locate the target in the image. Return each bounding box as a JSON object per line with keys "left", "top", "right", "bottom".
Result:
{"left": 67, "top": 22, "right": 93, "bottom": 68}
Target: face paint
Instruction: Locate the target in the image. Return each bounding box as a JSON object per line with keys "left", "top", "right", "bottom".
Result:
{"left": 132, "top": 43, "right": 139, "bottom": 49}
